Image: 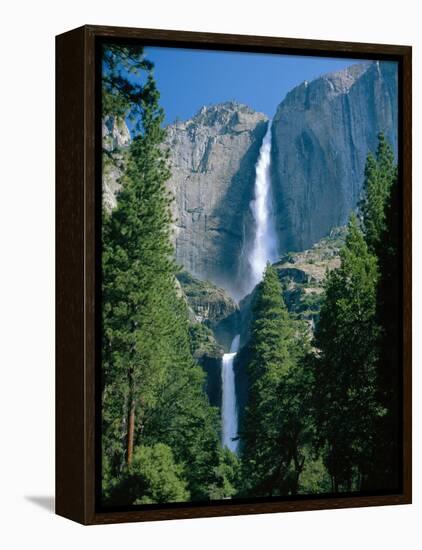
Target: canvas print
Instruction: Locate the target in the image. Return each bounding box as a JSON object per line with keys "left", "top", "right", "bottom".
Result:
{"left": 100, "top": 43, "right": 400, "bottom": 507}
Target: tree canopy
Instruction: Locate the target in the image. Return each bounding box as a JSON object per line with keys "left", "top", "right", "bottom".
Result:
{"left": 240, "top": 264, "right": 313, "bottom": 496}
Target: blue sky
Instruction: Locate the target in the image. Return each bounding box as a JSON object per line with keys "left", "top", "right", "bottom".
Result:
{"left": 144, "top": 47, "right": 364, "bottom": 125}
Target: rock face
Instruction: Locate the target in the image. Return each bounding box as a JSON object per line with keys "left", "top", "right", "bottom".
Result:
{"left": 102, "top": 116, "right": 130, "bottom": 211}
{"left": 176, "top": 270, "right": 240, "bottom": 351}
{"left": 273, "top": 227, "right": 344, "bottom": 326}
{"left": 176, "top": 270, "right": 238, "bottom": 326}
{"left": 271, "top": 61, "right": 398, "bottom": 253}
{"left": 166, "top": 102, "right": 268, "bottom": 298}
{"left": 102, "top": 62, "right": 398, "bottom": 301}
{"left": 238, "top": 227, "right": 345, "bottom": 346}
{"left": 102, "top": 103, "right": 268, "bottom": 298}
{"left": 102, "top": 115, "right": 131, "bottom": 152}
{"left": 176, "top": 270, "right": 243, "bottom": 407}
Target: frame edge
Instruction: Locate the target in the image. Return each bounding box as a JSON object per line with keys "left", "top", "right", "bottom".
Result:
{"left": 56, "top": 24, "right": 412, "bottom": 525}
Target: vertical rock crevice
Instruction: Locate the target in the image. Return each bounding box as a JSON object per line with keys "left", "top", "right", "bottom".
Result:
{"left": 270, "top": 61, "right": 398, "bottom": 254}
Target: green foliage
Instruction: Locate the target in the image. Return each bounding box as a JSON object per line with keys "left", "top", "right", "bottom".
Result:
{"left": 359, "top": 133, "right": 397, "bottom": 254}
{"left": 102, "top": 44, "right": 154, "bottom": 124}
{"left": 363, "top": 139, "right": 400, "bottom": 490}
{"left": 309, "top": 134, "right": 399, "bottom": 494}
{"left": 313, "top": 215, "right": 383, "bottom": 491}
{"left": 297, "top": 291, "right": 323, "bottom": 315}
{"left": 297, "top": 452, "right": 331, "bottom": 494}
{"left": 240, "top": 264, "right": 314, "bottom": 496}
{"left": 101, "top": 46, "right": 223, "bottom": 505}
{"left": 354, "top": 133, "right": 400, "bottom": 490}
{"left": 101, "top": 65, "right": 173, "bottom": 477}
{"left": 207, "top": 448, "right": 241, "bottom": 500}
{"left": 106, "top": 444, "right": 189, "bottom": 505}
{"left": 139, "top": 294, "right": 223, "bottom": 501}
{"left": 188, "top": 322, "right": 222, "bottom": 358}
{"left": 130, "top": 444, "right": 189, "bottom": 504}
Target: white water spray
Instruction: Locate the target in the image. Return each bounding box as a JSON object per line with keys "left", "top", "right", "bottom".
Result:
{"left": 220, "top": 122, "right": 278, "bottom": 454}
{"left": 248, "top": 121, "right": 278, "bottom": 290}
{"left": 221, "top": 334, "right": 240, "bottom": 453}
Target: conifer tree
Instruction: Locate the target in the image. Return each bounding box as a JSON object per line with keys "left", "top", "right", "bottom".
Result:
{"left": 101, "top": 46, "right": 227, "bottom": 505}
{"left": 138, "top": 289, "right": 223, "bottom": 501}
{"left": 359, "top": 135, "right": 400, "bottom": 490}
{"left": 240, "top": 264, "right": 312, "bottom": 496}
{"left": 313, "top": 215, "right": 382, "bottom": 491}
{"left": 101, "top": 70, "right": 174, "bottom": 470}
{"left": 371, "top": 173, "right": 400, "bottom": 490}
{"left": 359, "top": 133, "right": 396, "bottom": 254}
{"left": 102, "top": 44, "right": 154, "bottom": 121}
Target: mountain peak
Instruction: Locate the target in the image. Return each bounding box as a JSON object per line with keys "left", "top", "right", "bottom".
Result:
{"left": 277, "top": 62, "right": 374, "bottom": 115}
{"left": 168, "top": 101, "right": 268, "bottom": 131}
{"left": 322, "top": 61, "right": 373, "bottom": 93}
{"left": 194, "top": 101, "right": 257, "bottom": 117}
{"left": 271, "top": 59, "right": 397, "bottom": 256}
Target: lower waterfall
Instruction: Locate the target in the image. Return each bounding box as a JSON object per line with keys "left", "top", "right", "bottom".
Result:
{"left": 221, "top": 334, "right": 240, "bottom": 453}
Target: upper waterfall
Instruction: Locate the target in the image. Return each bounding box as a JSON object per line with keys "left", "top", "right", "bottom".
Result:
{"left": 247, "top": 121, "right": 279, "bottom": 292}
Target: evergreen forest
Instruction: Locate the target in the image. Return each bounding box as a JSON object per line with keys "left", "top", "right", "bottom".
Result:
{"left": 101, "top": 45, "right": 401, "bottom": 506}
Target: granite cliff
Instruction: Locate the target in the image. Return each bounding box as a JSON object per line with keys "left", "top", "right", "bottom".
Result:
{"left": 102, "top": 116, "right": 130, "bottom": 212}
{"left": 270, "top": 61, "right": 398, "bottom": 253}
{"left": 102, "top": 102, "right": 268, "bottom": 298}
{"left": 102, "top": 61, "right": 398, "bottom": 302}
{"left": 176, "top": 270, "right": 240, "bottom": 348}
{"left": 176, "top": 270, "right": 242, "bottom": 407}
{"left": 166, "top": 102, "right": 268, "bottom": 298}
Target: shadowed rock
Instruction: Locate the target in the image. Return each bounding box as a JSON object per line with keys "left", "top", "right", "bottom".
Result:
{"left": 271, "top": 61, "right": 398, "bottom": 253}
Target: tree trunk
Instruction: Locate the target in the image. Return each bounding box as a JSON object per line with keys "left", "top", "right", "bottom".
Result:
{"left": 126, "top": 400, "right": 136, "bottom": 465}
{"left": 292, "top": 452, "right": 305, "bottom": 495}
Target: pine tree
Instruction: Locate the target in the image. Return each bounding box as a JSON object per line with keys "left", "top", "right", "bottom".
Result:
{"left": 240, "top": 264, "right": 312, "bottom": 496}
{"left": 101, "top": 71, "right": 174, "bottom": 472}
{"left": 102, "top": 44, "right": 154, "bottom": 121}
{"left": 101, "top": 47, "right": 226, "bottom": 505}
{"left": 137, "top": 290, "right": 223, "bottom": 501}
{"left": 359, "top": 135, "right": 400, "bottom": 490}
{"left": 313, "top": 215, "right": 382, "bottom": 491}
{"left": 359, "top": 133, "right": 396, "bottom": 255}
{"left": 371, "top": 173, "right": 400, "bottom": 490}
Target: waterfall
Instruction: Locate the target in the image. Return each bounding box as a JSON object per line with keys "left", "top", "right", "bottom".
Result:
{"left": 221, "top": 334, "right": 240, "bottom": 453}
{"left": 220, "top": 122, "right": 278, "bottom": 454}
{"left": 247, "top": 121, "right": 278, "bottom": 291}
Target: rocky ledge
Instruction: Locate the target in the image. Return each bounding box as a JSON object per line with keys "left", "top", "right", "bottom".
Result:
{"left": 238, "top": 227, "right": 345, "bottom": 345}
{"left": 274, "top": 227, "right": 345, "bottom": 325}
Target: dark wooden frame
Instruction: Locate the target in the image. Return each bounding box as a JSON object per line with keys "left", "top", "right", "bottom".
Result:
{"left": 56, "top": 24, "right": 412, "bottom": 525}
